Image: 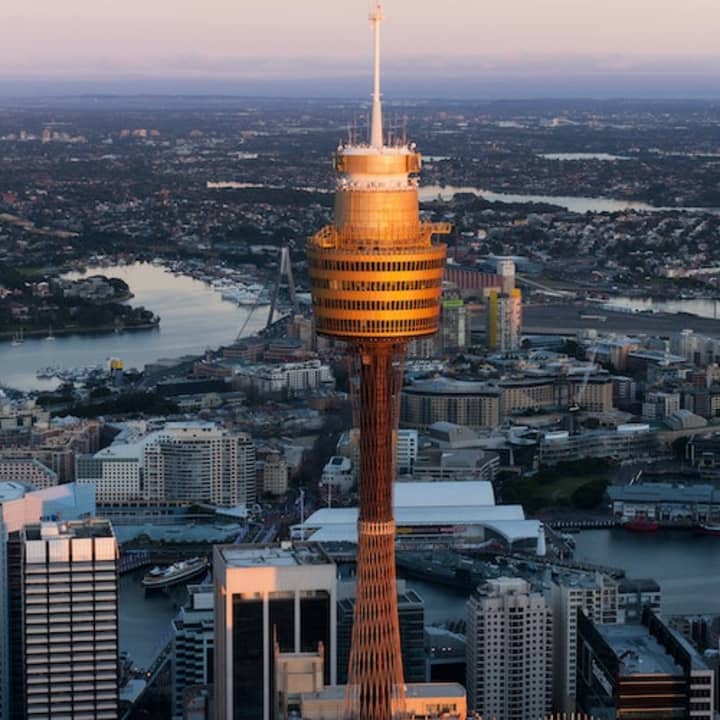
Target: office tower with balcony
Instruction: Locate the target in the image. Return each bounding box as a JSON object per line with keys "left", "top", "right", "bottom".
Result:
{"left": 465, "top": 578, "right": 552, "bottom": 720}
{"left": 306, "top": 3, "right": 450, "bottom": 717}
{"left": 19, "top": 519, "right": 118, "bottom": 720}
{"left": 213, "top": 543, "right": 337, "bottom": 720}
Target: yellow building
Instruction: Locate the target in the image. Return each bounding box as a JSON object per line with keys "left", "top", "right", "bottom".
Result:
{"left": 487, "top": 288, "right": 522, "bottom": 352}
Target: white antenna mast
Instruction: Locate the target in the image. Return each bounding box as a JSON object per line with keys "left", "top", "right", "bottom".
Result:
{"left": 369, "top": 1, "right": 383, "bottom": 148}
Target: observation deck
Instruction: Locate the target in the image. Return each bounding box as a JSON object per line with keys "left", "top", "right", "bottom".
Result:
{"left": 308, "top": 144, "right": 450, "bottom": 341}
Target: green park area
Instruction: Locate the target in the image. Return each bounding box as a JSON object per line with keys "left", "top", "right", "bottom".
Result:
{"left": 502, "top": 458, "right": 612, "bottom": 514}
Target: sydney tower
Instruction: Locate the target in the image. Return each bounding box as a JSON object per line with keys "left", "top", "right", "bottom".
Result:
{"left": 307, "top": 5, "right": 450, "bottom": 718}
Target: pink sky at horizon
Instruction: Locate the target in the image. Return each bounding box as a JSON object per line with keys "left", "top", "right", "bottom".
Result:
{"left": 2, "top": 0, "right": 719, "bottom": 77}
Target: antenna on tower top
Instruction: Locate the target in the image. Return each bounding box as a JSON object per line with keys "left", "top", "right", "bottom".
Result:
{"left": 369, "top": 1, "right": 383, "bottom": 148}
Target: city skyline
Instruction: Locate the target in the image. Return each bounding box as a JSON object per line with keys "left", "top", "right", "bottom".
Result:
{"left": 2, "top": 1, "right": 720, "bottom": 98}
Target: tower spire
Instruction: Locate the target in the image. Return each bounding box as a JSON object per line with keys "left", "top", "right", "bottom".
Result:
{"left": 369, "top": 1, "right": 383, "bottom": 148}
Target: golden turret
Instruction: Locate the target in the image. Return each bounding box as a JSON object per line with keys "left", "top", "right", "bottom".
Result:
{"left": 307, "top": 4, "right": 450, "bottom": 341}
{"left": 308, "top": 145, "right": 450, "bottom": 339}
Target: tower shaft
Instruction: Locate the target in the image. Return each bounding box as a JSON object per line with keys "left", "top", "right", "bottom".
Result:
{"left": 345, "top": 342, "right": 405, "bottom": 720}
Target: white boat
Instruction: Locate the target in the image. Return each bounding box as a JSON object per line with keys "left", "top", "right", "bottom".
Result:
{"left": 141, "top": 557, "right": 209, "bottom": 589}
{"left": 11, "top": 328, "right": 24, "bottom": 346}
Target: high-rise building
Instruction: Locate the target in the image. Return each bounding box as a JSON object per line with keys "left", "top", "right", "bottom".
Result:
{"left": 577, "top": 608, "right": 715, "bottom": 720}
{"left": 306, "top": 4, "right": 450, "bottom": 718}
{"left": 171, "top": 584, "right": 214, "bottom": 720}
{"left": 0, "top": 481, "right": 96, "bottom": 720}
{"left": 19, "top": 519, "right": 118, "bottom": 720}
{"left": 487, "top": 288, "right": 522, "bottom": 353}
{"left": 465, "top": 577, "right": 552, "bottom": 720}
{"left": 213, "top": 543, "right": 337, "bottom": 720}
{"left": 144, "top": 423, "right": 255, "bottom": 507}
{"left": 551, "top": 569, "right": 618, "bottom": 712}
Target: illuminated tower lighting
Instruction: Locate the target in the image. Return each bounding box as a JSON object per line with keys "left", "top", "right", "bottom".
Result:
{"left": 307, "top": 4, "right": 450, "bottom": 719}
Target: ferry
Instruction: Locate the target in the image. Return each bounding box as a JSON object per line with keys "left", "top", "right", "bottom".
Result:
{"left": 141, "top": 557, "right": 209, "bottom": 589}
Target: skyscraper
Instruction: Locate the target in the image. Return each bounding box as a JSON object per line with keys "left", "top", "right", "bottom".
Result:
{"left": 19, "top": 519, "right": 118, "bottom": 720}
{"left": 306, "top": 3, "right": 450, "bottom": 718}
{"left": 465, "top": 578, "right": 552, "bottom": 720}
{"left": 213, "top": 543, "right": 337, "bottom": 720}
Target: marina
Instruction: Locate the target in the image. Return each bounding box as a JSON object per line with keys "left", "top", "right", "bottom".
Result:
{"left": 0, "top": 263, "right": 270, "bottom": 391}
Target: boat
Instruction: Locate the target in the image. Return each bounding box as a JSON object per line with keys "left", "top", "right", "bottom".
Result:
{"left": 696, "top": 523, "right": 720, "bottom": 536}
{"left": 45, "top": 325, "right": 55, "bottom": 341}
{"left": 11, "top": 328, "right": 24, "bottom": 346}
{"left": 624, "top": 517, "right": 659, "bottom": 533}
{"left": 141, "top": 556, "right": 209, "bottom": 589}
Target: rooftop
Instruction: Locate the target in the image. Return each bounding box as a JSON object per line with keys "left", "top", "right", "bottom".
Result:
{"left": 24, "top": 518, "right": 114, "bottom": 541}
{"left": 217, "top": 542, "right": 331, "bottom": 568}
{"left": 608, "top": 482, "right": 719, "bottom": 504}
{"left": 598, "top": 623, "right": 682, "bottom": 677}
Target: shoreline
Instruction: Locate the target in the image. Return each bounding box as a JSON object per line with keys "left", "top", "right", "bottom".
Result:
{"left": 0, "top": 319, "right": 160, "bottom": 341}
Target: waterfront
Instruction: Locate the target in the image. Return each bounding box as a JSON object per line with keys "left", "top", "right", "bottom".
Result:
{"left": 119, "top": 569, "right": 188, "bottom": 669}
{"left": 538, "top": 153, "right": 633, "bottom": 162}
{"left": 418, "top": 185, "right": 659, "bottom": 213}
{"left": 118, "top": 529, "right": 720, "bottom": 666}
{"left": 0, "top": 263, "right": 270, "bottom": 391}
{"left": 418, "top": 185, "right": 720, "bottom": 215}
{"left": 574, "top": 529, "right": 720, "bottom": 616}
{"left": 606, "top": 295, "right": 720, "bottom": 320}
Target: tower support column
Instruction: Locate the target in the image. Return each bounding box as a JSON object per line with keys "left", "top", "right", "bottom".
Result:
{"left": 346, "top": 341, "right": 406, "bottom": 720}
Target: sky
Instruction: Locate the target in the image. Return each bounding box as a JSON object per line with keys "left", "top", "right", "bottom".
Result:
{"left": 2, "top": 0, "right": 720, "bottom": 98}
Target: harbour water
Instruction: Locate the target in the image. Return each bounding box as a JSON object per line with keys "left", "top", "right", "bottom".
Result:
{"left": 418, "top": 185, "right": 720, "bottom": 215}
{"left": 0, "top": 263, "right": 270, "bottom": 391}
{"left": 418, "top": 185, "right": 660, "bottom": 213}
{"left": 538, "top": 153, "right": 633, "bottom": 161}
{"left": 605, "top": 295, "right": 720, "bottom": 320}
{"left": 118, "top": 529, "right": 720, "bottom": 666}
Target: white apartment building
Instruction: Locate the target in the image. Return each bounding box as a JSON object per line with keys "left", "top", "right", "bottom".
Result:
{"left": 76, "top": 451, "right": 141, "bottom": 503}
{"left": 550, "top": 570, "right": 618, "bottom": 713}
{"left": 465, "top": 577, "right": 552, "bottom": 720}
{"left": 144, "top": 423, "right": 256, "bottom": 508}
{"left": 234, "top": 359, "right": 334, "bottom": 396}
{"left": 320, "top": 456, "right": 355, "bottom": 497}
{"left": 21, "top": 519, "right": 118, "bottom": 720}
{"left": 396, "top": 429, "right": 418, "bottom": 474}
{"left": 76, "top": 422, "right": 256, "bottom": 508}
{"left": 335, "top": 428, "right": 417, "bottom": 477}
{"left": 0, "top": 459, "right": 58, "bottom": 490}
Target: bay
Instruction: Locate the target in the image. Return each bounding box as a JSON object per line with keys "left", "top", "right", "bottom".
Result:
{"left": 418, "top": 185, "right": 659, "bottom": 213}
{"left": 0, "top": 263, "right": 270, "bottom": 391}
